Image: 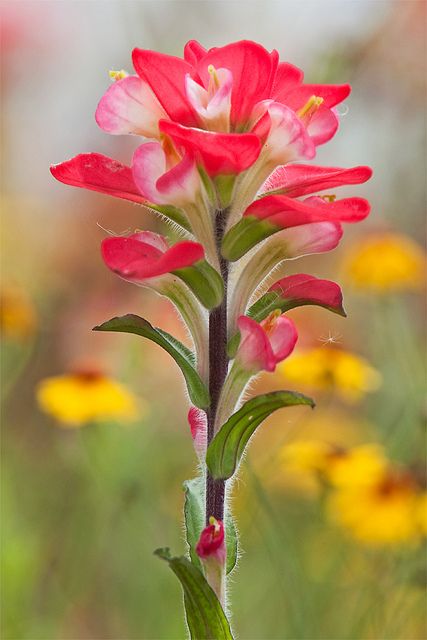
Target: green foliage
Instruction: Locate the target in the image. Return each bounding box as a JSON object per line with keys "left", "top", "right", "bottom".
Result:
{"left": 221, "top": 217, "right": 279, "bottom": 261}
{"left": 206, "top": 391, "right": 315, "bottom": 480}
{"left": 174, "top": 260, "right": 224, "bottom": 309}
{"left": 93, "top": 314, "right": 210, "bottom": 409}
{"left": 154, "top": 548, "right": 233, "bottom": 640}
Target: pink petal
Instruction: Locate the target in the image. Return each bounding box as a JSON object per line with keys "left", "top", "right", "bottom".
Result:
{"left": 237, "top": 316, "right": 276, "bottom": 372}
{"left": 266, "top": 316, "right": 298, "bottom": 362}
{"left": 130, "top": 230, "right": 170, "bottom": 252}
{"left": 281, "top": 221, "right": 343, "bottom": 257}
{"left": 159, "top": 120, "right": 261, "bottom": 176}
{"left": 261, "top": 164, "right": 373, "bottom": 198}
{"left": 197, "top": 40, "right": 274, "bottom": 128}
{"left": 132, "top": 48, "right": 198, "bottom": 126}
{"left": 132, "top": 142, "right": 200, "bottom": 205}
{"left": 245, "top": 194, "right": 370, "bottom": 227}
{"left": 307, "top": 105, "right": 339, "bottom": 145}
{"left": 271, "top": 61, "right": 304, "bottom": 101}
{"left": 252, "top": 102, "right": 316, "bottom": 164}
{"left": 184, "top": 40, "right": 207, "bottom": 65}
{"left": 101, "top": 235, "right": 204, "bottom": 281}
{"left": 95, "top": 75, "right": 167, "bottom": 138}
{"left": 50, "top": 153, "right": 146, "bottom": 203}
{"left": 269, "top": 274, "right": 344, "bottom": 312}
{"left": 196, "top": 519, "right": 225, "bottom": 561}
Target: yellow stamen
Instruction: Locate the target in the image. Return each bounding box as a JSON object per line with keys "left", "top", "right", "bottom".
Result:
{"left": 160, "top": 133, "right": 181, "bottom": 168}
{"left": 209, "top": 516, "right": 221, "bottom": 534}
{"left": 297, "top": 95, "right": 324, "bottom": 120}
{"left": 262, "top": 309, "right": 281, "bottom": 334}
{"left": 109, "top": 69, "right": 128, "bottom": 82}
{"left": 321, "top": 194, "right": 337, "bottom": 203}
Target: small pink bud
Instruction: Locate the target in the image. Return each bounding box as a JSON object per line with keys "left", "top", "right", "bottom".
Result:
{"left": 188, "top": 407, "right": 207, "bottom": 459}
{"left": 196, "top": 517, "right": 226, "bottom": 565}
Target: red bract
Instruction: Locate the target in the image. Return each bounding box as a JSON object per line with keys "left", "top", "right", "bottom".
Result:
{"left": 244, "top": 194, "right": 370, "bottom": 228}
{"left": 50, "top": 153, "right": 146, "bottom": 204}
{"left": 261, "top": 164, "right": 373, "bottom": 198}
{"left": 237, "top": 313, "right": 298, "bottom": 373}
{"left": 101, "top": 231, "right": 204, "bottom": 283}
{"left": 269, "top": 274, "right": 345, "bottom": 315}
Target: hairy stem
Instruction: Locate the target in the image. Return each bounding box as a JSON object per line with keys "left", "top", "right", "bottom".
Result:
{"left": 206, "top": 208, "right": 229, "bottom": 524}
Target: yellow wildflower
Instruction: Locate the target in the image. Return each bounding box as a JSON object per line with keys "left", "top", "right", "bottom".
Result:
{"left": 343, "top": 232, "right": 426, "bottom": 293}
{"left": 328, "top": 469, "right": 422, "bottom": 545}
{"left": 0, "top": 287, "right": 37, "bottom": 340}
{"left": 279, "top": 346, "right": 381, "bottom": 401}
{"left": 281, "top": 441, "right": 388, "bottom": 488}
{"left": 36, "top": 369, "right": 140, "bottom": 427}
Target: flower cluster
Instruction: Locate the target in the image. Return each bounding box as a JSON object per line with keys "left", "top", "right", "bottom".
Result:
{"left": 51, "top": 40, "right": 372, "bottom": 614}
{"left": 282, "top": 440, "right": 426, "bottom": 546}
{"left": 51, "top": 39, "right": 371, "bottom": 387}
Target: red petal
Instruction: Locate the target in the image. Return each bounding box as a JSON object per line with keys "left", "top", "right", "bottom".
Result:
{"left": 267, "top": 316, "right": 298, "bottom": 361}
{"left": 184, "top": 40, "right": 207, "bottom": 65}
{"left": 132, "top": 48, "right": 198, "bottom": 126}
{"left": 269, "top": 274, "right": 344, "bottom": 312}
{"left": 237, "top": 315, "right": 276, "bottom": 372}
{"left": 285, "top": 83, "right": 351, "bottom": 109}
{"left": 271, "top": 61, "right": 304, "bottom": 101}
{"left": 159, "top": 120, "right": 261, "bottom": 176}
{"left": 197, "top": 40, "right": 273, "bottom": 127}
{"left": 262, "top": 164, "right": 373, "bottom": 198}
{"left": 50, "top": 153, "right": 145, "bottom": 203}
{"left": 245, "top": 194, "right": 370, "bottom": 227}
{"left": 307, "top": 105, "right": 339, "bottom": 145}
{"left": 196, "top": 519, "right": 225, "bottom": 559}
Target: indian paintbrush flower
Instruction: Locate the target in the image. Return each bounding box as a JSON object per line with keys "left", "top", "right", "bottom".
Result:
{"left": 50, "top": 38, "right": 372, "bottom": 633}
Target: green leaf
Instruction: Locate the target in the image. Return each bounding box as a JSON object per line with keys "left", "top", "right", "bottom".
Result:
{"left": 154, "top": 548, "right": 233, "bottom": 640}
{"left": 174, "top": 260, "right": 224, "bottom": 309}
{"left": 221, "top": 216, "right": 279, "bottom": 261}
{"left": 149, "top": 203, "right": 191, "bottom": 232}
{"left": 206, "top": 391, "right": 315, "bottom": 480}
{"left": 183, "top": 477, "right": 238, "bottom": 575}
{"left": 93, "top": 314, "right": 210, "bottom": 409}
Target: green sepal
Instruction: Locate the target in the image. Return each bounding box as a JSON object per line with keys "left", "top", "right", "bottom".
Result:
{"left": 227, "top": 290, "right": 347, "bottom": 357}
{"left": 221, "top": 216, "right": 280, "bottom": 261}
{"left": 183, "top": 477, "right": 238, "bottom": 575}
{"left": 215, "top": 175, "right": 236, "bottom": 208}
{"left": 174, "top": 260, "right": 224, "bottom": 310}
{"left": 206, "top": 391, "right": 315, "bottom": 480}
{"left": 149, "top": 203, "right": 191, "bottom": 232}
{"left": 154, "top": 548, "right": 233, "bottom": 640}
{"left": 93, "top": 314, "right": 210, "bottom": 409}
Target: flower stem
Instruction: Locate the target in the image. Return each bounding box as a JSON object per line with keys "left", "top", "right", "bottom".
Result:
{"left": 206, "top": 208, "right": 229, "bottom": 524}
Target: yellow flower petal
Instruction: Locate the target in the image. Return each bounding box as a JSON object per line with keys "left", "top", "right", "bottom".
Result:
{"left": 343, "top": 232, "right": 426, "bottom": 293}
{"left": 36, "top": 371, "right": 141, "bottom": 427}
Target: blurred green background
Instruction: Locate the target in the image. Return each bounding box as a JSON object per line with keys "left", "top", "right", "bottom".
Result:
{"left": 1, "top": 1, "right": 426, "bottom": 639}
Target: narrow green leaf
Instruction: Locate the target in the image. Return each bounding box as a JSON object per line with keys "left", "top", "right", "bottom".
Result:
{"left": 183, "top": 477, "right": 238, "bottom": 575}
{"left": 183, "top": 477, "right": 205, "bottom": 571}
{"left": 206, "top": 391, "right": 315, "bottom": 480}
{"left": 174, "top": 260, "right": 224, "bottom": 309}
{"left": 154, "top": 547, "right": 233, "bottom": 640}
{"left": 93, "top": 314, "right": 210, "bottom": 409}
{"left": 221, "top": 217, "right": 279, "bottom": 261}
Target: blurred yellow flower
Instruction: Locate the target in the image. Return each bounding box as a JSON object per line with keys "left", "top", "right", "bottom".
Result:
{"left": 279, "top": 346, "right": 381, "bottom": 401}
{"left": 416, "top": 493, "right": 427, "bottom": 535}
{"left": 281, "top": 441, "right": 388, "bottom": 488}
{"left": 0, "top": 287, "right": 37, "bottom": 340}
{"left": 36, "top": 370, "right": 140, "bottom": 427}
{"left": 343, "top": 232, "right": 426, "bottom": 293}
{"left": 328, "top": 469, "right": 423, "bottom": 546}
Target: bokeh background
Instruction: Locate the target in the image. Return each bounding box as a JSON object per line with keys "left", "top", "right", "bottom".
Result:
{"left": 1, "top": 1, "right": 426, "bottom": 638}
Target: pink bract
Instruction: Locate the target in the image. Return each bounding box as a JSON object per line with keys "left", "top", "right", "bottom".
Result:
{"left": 101, "top": 231, "right": 204, "bottom": 282}
{"left": 237, "top": 314, "right": 298, "bottom": 373}
{"left": 196, "top": 518, "right": 225, "bottom": 561}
